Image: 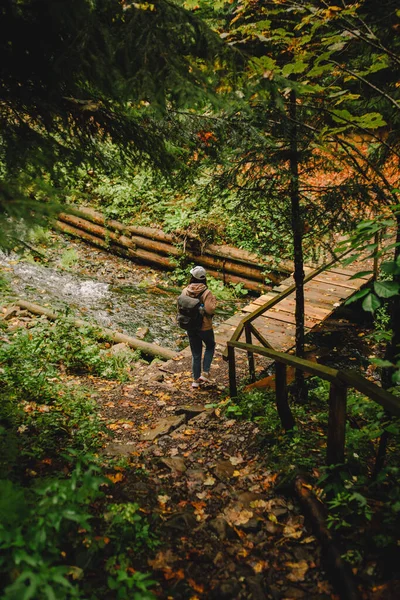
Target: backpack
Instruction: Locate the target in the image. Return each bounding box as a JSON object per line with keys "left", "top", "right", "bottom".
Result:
{"left": 177, "top": 291, "right": 204, "bottom": 331}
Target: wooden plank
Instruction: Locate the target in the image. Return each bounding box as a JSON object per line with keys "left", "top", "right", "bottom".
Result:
{"left": 314, "top": 271, "right": 367, "bottom": 290}
{"left": 303, "top": 280, "right": 348, "bottom": 297}
{"left": 277, "top": 299, "right": 332, "bottom": 320}
{"left": 329, "top": 267, "right": 372, "bottom": 280}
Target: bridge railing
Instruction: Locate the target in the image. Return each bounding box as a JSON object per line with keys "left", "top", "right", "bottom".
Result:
{"left": 222, "top": 246, "right": 369, "bottom": 377}
{"left": 227, "top": 341, "right": 400, "bottom": 466}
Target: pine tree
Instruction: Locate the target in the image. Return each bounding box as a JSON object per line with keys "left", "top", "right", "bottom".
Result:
{"left": 0, "top": 0, "right": 222, "bottom": 244}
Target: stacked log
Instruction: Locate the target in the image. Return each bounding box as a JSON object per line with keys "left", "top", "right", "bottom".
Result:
{"left": 56, "top": 207, "right": 294, "bottom": 293}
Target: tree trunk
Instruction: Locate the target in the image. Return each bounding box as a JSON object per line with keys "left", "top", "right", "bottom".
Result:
{"left": 382, "top": 212, "right": 400, "bottom": 389}
{"left": 289, "top": 89, "right": 307, "bottom": 402}
{"left": 13, "top": 300, "right": 177, "bottom": 360}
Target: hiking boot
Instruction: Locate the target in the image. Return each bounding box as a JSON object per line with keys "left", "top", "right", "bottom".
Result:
{"left": 199, "top": 372, "right": 212, "bottom": 384}
{"left": 192, "top": 380, "right": 200, "bottom": 389}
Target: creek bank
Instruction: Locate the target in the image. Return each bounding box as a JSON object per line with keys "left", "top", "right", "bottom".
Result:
{"left": 56, "top": 207, "right": 295, "bottom": 292}
{"left": 1, "top": 233, "right": 247, "bottom": 352}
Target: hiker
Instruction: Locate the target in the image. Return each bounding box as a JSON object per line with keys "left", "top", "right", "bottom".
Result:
{"left": 177, "top": 266, "right": 217, "bottom": 389}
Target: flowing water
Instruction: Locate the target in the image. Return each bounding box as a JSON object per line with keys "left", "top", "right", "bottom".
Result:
{"left": 0, "top": 252, "right": 243, "bottom": 351}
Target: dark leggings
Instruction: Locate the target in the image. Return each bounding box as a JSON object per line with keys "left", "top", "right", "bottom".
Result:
{"left": 187, "top": 329, "right": 216, "bottom": 380}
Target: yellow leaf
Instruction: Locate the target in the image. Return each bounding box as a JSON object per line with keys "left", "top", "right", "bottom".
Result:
{"left": 107, "top": 472, "right": 124, "bottom": 484}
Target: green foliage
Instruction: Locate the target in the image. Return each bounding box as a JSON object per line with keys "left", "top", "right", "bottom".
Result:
{"left": 60, "top": 249, "right": 79, "bottom": 270}
{"left": 0, "top": 458, "right": 105, "bottom": 599}
{"left": 0, "top": 458, "right": 158, "bottom": 599}
{"left": 0, "top": 317, "right": 136, "bottom": 388}
{"left": 0, "top": 317, "right": 158, "bottom": 599}
{"left": 106, "top": 503, "right": 159, "bottom": 554}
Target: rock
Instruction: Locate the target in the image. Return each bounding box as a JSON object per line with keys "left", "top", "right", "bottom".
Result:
{"left": 3, "top": 306, "right": 19, "bottom": 320}
{"left": 159, "top": 456, "right": 187, "bottom": 473}
{"left": 237, "top": 492, "right": 266, "bottom": 507}
{"left": 209, "top": 516, "right": 238, "bottom": 541}
{"left": 214, "top": 460, "right": 236, "bottom": 479}
{"left": 135, "top": 326, "right": 149, "bottom": 340}
{"left": 175, "top": 405, "right": 208, "bottom": 418}
{"left": 246, "top": 575, "right": 267, "bottom": 600}
{"left": 237, "top": 518, "right": 262, "bottom": 533}
{"left": 164, "top": 511, "right": 197, "bottom": 531}
{"left": 212, "top": 581, "right": 241, "bottom": 599}
{"left": 109, "top": 342, "right": 130, "bottom": 355}
{"left": 140, "top": 415, "right": 186, "bottom": 441}
{"left": 102, "top": 442, "right": 136, "bottom": 457}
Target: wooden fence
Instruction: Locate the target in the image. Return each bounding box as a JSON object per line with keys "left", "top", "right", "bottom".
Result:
{"left": 227, "top": 341, "right": 400, "bottom": 465}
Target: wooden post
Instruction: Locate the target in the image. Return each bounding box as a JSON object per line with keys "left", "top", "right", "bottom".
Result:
{"left": 275, "top": 362, "right": 295, "bottom": 430}
{"left": 245, "top": 323, "right": 256, "bottom": 382}
{"left": 327, "top": 382, "right": 347, "bottom": 465}
{"left": 227, "top": 344, "right": 238, "bottom": 398}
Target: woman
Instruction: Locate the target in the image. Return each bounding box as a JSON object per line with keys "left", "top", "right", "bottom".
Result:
{"left": 181, "top": 265, "right": 217, "bottom": 389}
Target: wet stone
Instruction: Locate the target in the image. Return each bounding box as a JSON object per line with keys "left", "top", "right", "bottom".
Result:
{"left": 214, "top": 460, "right": 236, "bottom": 479}
{"left": 109, "top": 342, "right": 130, "bottom": 355}
{"left": 159, "top": 456, "right": 187, "bottom": 473}
{"left": 237, "top": 518, "right": 262, "bottom": 533}
{"left": 140, "top": 415, "right": 185, "bottom": 441}
{"left": 3, "top": 306, "right": 19, "bottom": 320}
{"left": 175, "top": 405, "right": 208, "bottom": 418}
{"left": 164, "top": 511, "right": 197, "bottom": 531}
{"left": 102, "top": 442, "right": 135, "bottom": 456}
{"left": 135, "top": 326, "right": 149, "bottom": 339}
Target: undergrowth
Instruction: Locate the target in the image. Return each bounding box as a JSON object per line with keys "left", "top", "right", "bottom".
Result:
{"left": 218, "top": 378, "right": 400, "bottom": 579}
{"left": 0, "top": 316, "right": 158, "bottom": 599}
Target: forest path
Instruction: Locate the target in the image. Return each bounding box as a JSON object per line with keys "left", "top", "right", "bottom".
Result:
{"left": 92, "top": 347, "right": 335, "bottom": 600}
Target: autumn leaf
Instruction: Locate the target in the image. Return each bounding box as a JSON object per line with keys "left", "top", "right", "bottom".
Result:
{"left": 148, "top": 549, "right": 178, "bottom": 570}
{"left": 225, "top": 507, "right": 253, "bottom": 526}
{"left": 157, "top": 494, "right": 171, "bottom": 505}
{"left": 106, "top": 472, "right": 124, "bottom": 484}
{"left": 283, "top": 524, "right": 303, "bottom": 539}
{"left": 203, "top": 476, "right": 216, "bottom": 486}
{"left": 188, "top": 579, "right": 204, "bottom": 593}
{"left": 285, "top": 560, "right": 309, "bottom": 582}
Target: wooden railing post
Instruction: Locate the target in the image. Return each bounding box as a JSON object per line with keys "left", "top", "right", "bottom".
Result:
{"left": 245, "top": 323, "right": 256, "bottom": 382}
{"left": 327, "top": 382, "right": 348, "bottom": 465}
{"left": 275, "top": 362, "right": 295, "bottom": 430}
{"left": 227, "top": 343, "right": 238, "bottom": 398}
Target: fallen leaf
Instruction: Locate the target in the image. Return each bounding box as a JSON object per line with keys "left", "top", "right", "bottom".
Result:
{"left": 188, "top": 579, "right": 204, "bottom": 593}
{"left": 225, "top": 507, "right": 253, "bottom": 526}
{"left": 283, "top": 525, "right": 303, "bottom": 539}
{"left": 148, "top": 549, "right": 178, "bottom": 570}
{"left": 285, "top": 560, "right": 309, "bottom": 582}
{"left": 183, "top": 429, "right": 196, "bottom": 436}
{"left": 229, "top": 456, "right": 243, "bottom": 466}
{"left": 203, "top": 476, "right": 216, "bottom": 486}
{"left": 164, "top": 569, "right": 185, "bottom": 581}
{"left": 157, "top": 494, "right": 171, "bottom": 505}
{"left": 106, "top": 473, "right": 124, "bottom": 484}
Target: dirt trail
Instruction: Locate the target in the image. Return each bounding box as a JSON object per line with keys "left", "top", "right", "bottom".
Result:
{"left": 91, "top": 348, "right": 335, "bottom": 600}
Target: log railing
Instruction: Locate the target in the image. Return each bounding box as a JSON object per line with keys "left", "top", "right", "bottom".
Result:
{"left": 227, "top": 341, "right": 400, "bottom": 465}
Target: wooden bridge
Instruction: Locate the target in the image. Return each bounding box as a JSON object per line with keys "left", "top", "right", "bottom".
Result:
{"left": 213, "top": 255, "right": 374, "bottom": 353}
{"left": 208, "top": 249, "right": 400, "bottom": 471}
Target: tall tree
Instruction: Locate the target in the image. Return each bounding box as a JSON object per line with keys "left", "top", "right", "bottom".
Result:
{"left": 0, "top": 0, "right": 223, "bottom": 244}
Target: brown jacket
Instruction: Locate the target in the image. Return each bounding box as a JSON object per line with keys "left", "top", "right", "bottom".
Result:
{"left": 182, "top": 283, "right": 217, "bottom": 331}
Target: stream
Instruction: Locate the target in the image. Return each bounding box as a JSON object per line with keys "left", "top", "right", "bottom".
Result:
{"left": 0, "top": 248, "right": 245, "bottom": 351}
